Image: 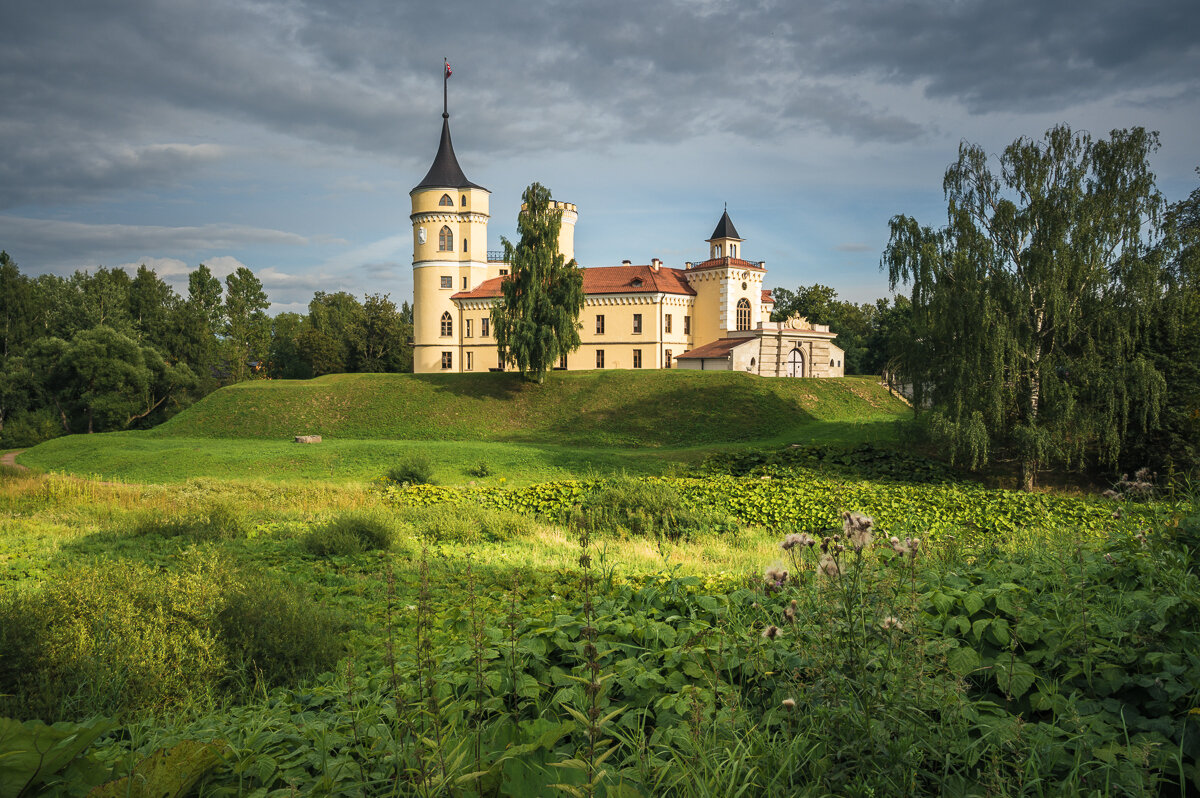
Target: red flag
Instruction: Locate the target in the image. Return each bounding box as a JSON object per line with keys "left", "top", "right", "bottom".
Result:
{"left": 445, "top": 62, "right": 452, "bottom": 78}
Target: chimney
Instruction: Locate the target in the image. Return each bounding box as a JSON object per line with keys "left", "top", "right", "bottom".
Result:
{"left": 621, "top": 259, "right": 632, "bottom": 266}
{"left": 651, "top": 258, "right": 662, "bottom": 272}
{"left": 685, "top": 261, "right": 693, "bottom": 269}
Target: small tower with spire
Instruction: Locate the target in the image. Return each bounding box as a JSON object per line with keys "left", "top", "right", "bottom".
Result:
{"left": 706, "top": 206, "right": 743, "bottom": 259}
{"left": 410, "top": 61, "right": 491, "bottom": 373}
{"left": 685, "top": 207, "right": 766, "bottom": 346}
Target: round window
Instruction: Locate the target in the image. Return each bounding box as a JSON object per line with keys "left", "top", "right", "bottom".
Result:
{"left": 741, "top": 281, "right": 748, "bottom": 290}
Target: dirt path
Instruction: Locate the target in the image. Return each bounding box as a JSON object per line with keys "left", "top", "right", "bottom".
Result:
{"left": 1, "top": 449, "right": 29, "bottom": 472}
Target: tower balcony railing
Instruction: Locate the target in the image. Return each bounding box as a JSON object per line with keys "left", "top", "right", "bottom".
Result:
{"left": 487, "top": 250, "right": 509, "bottom": 262}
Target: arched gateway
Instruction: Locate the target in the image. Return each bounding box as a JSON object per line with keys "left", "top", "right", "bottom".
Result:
{"left": 787, "top": 347, "right": 805, "bottom": 378}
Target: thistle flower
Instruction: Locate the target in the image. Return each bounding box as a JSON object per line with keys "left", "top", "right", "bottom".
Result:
{"left": 781, "top": 533, "right": 814, "bottom": 551}
{"left": 881, "top": 616, "right": 904, "bottom": 631}
{"left": 842, "top": 511, "right": 875, "bottom": 551}
{"left": 783, "top": 601, "right": 797, "bottom": 623}
{"left": 818, "top": 553, "right": 840, "bottom": 579}
{"left": 1101, "top": 489, "right": 1120, "bottom": 500}
{"left": 781, "top": 698, "right": 796, "bottom": 710}
{"left": 764, "top": 565, "right": 789, "bottom": 590}
{"left": 761, "top": 625, "right": 782, "bottom": 640}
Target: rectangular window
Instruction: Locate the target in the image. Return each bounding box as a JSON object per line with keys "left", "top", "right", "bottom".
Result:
{"left": 441, "top": 351, "right": 452, "bottom": 370}
{"left": 559, "top": 354, "right": 567, "bottom": 370}
{"left": 665, "top": 314, "right": 673, "bottom": 334}
{"left": 481, "top": 317, "right": 489, "bottom": 337}
{"left": 499, "top": 269, "right": 509, "bottom": 276}
{"left": 465, "top": 351, "right": 474, "bottom": 371}
{"left": 665, "top": 349, "right": 673, "bottom": 368}
{"left": 632, "top": 313, "right": 642, "bottom": 334}
{"left": 596, "top": 315, "right": 605, "bottom": 334}
{"left": 440, "top": 276, "right": 452, "bottom": 289}
{"left": 684, "top": 315, "right": 691, "bottom": 335}
{"left": 465, "top": 318, "right": 473, "bottom": 338}
{"left": 633, "top": 349, "right": 642, "bottom": 369}
{"left": 596, "top": 350, "right": 604, "bottom": 368}
{"left": 462, "top": 276, "right": 467, "bottom": 289}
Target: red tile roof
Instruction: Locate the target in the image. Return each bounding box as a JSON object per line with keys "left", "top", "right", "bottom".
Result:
{"left": 687, "top": 256, "right": 765, "bottom": 272}
{"left": 761, "top": 289, "right": 774, "bottom": 304}
{"left": 676, "top": 337, "right": 754, "bottom": 360}
{"left": 453, "top": 264, "right": 697, "bottom": 300}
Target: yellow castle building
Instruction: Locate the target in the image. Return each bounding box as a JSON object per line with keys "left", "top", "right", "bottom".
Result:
{"left": 410, "top": 102, "right": 844, "bottom": 378}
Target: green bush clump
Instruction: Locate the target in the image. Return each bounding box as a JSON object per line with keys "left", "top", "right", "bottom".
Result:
{"left": 304, "top": 510, "right": 397, "bottom": 556}
{"left": 398, "top": 503, "right": 534, "bottom": 543}
{"left": 130, "top": 500, "right": 249, "bottom": 541}
{"left": 573, "top": 475, "right": 735, "bottom": 541}
{"left": 386, "top": 454, "right": 434, "bottom": 485}
{"left": 217, "top": 570, "right": 347, "bottom": 686}
{"left": 467, "top": 460, "right": 493, "bottom": 478}
{"left": 0, "top": 550, "right": 347, "bottom": 721}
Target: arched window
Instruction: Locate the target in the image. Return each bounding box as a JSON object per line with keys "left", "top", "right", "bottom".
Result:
{"left": 461, "top": 194, "right": 468, "bottom": 206}
{"left": 463, "top": 238, "right": 468, "bottom": 253}
{"left": 440, "top": 311, "right": 452, "bottom": 337}
{"left": 439, "top": 194, "right": 453, "bottom": 207}
{"left": 736, "top": 298, "right": 751, "bottom": 331}
{"left": 439, "top": 226, "right": 453, "bottom": 251}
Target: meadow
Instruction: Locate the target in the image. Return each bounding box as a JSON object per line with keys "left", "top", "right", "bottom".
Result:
{"left": 1, "top": 372, "right": 1197, "bottom": 797}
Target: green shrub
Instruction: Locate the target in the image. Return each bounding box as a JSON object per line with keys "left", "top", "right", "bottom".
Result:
{"left": 0, "top": 550, "right": 348, "bottom": 721}
{"left": 397, "top": 503, "right": 533, "bottom": 543}
{"left": 386, "top": 454, "right": 434, "bottom": 485}
{"left": 217, "top": 570, "right": 347, "bottom": 686}
{"left": 129, "top": 499, "right": 250, "bottom": 541}
{"left": 573, "top": 475, "right": 732, "bottom": 541}
{"left": 0, "top": 407, "right": 62, "bottom": 448}
{"left": 0, "top": 550, "right": 234, "bottom": 720}
{"left": 304, "top": 510, "right": 397, "bottom": 556}
{"left": 467, "top": 460, "right": 494, "bottom": 478}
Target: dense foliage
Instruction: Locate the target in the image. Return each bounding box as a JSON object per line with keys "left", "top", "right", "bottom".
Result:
{"left": 0, "top": 253, "right": 414, "bottom": 448}
{"left": 883, "top": 126, "right": 1174, "bottom": 488}
{"left": 1, "top": 465, "right": 1193, "bottom": 795}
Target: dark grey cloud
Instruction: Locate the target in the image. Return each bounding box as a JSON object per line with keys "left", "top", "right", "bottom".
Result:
{"left": 0, "top": 215, "right": 307, "bottom": 268}
{"left": 1, "top": 0, "right": 1196, "bottom": 211}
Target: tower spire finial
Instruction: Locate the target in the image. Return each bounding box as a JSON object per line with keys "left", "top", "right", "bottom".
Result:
{"left": 443, "top": 58, "right": 451, "bottom": 119}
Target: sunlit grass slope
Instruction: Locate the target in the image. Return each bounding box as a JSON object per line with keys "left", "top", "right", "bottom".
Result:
{"left": 18, "top": 372, "right": 909, "bottom": 484}
{"left": 150, "top": 371, "right": 907, "bottom": 448}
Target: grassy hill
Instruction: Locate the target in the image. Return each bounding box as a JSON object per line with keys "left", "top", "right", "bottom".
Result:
{"left": 18, "top": 372, "right": 909, "bottom": 484}
{"left": 151, "top": 370, "right": 907, "bottom": 448}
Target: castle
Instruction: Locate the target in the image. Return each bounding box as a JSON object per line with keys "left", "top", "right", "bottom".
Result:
{"left": 409, "top": 101, "right": 844, "bottom": 378}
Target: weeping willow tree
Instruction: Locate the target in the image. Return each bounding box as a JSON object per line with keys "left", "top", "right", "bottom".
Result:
{"left": 884, "top": 125, "right": 1167, "bottom": 489}
{"left": 492, "top": 183, "right": 584, "bottom": 383}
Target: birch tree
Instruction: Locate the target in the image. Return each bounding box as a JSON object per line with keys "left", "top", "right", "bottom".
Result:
{"left": 884, "top": 125, "right": 1166, "bottom": 489}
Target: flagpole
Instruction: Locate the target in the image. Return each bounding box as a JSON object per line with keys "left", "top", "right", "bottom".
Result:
{"left": 443, "top": 58, "right": 448, "bottom": 118}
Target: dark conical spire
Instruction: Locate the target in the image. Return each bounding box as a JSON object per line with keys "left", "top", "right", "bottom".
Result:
{"left": 412, "top": 116, "right": 486, "bottom": 192}
{"left": 708, "top": 209, "right": 742, "bottom": 241}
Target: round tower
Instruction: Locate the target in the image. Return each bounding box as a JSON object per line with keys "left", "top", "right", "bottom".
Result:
{"left": 410, "top": 86, "right": 491, "bottom": 373}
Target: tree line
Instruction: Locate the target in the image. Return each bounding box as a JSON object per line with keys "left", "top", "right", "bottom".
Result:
{"left": 0, "top": 256, "right": 412, "bottom": 447}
